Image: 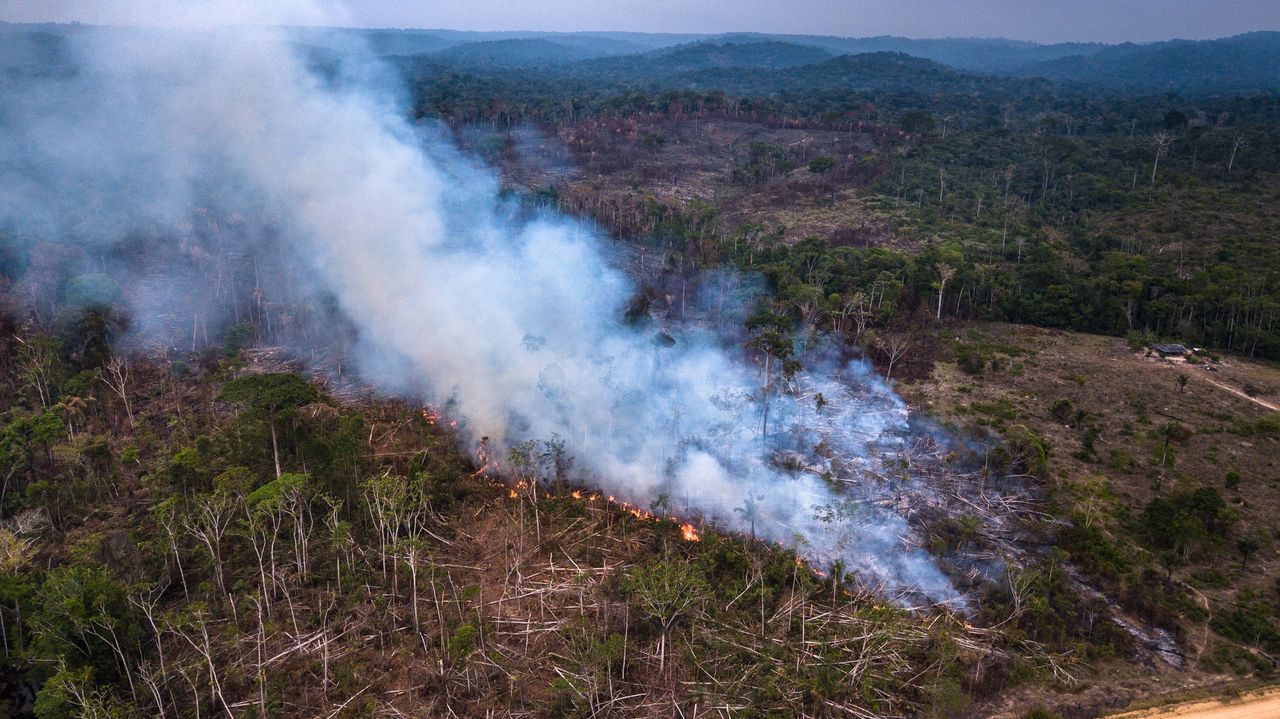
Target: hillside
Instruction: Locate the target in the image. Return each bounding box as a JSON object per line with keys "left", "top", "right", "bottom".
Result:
{"left": 718, "top": 33, "right": 1107, "bottom": 73}
{"left": 1021, "top": 32, "right": 1280, "bottom": 92}
{"left": 432, "top": 38, "right": 626, "bottom": 68}
{"left": 680, "top": 51, "right": 989, "bottom": 94}
{"left": 0, "top": 339, "right": 977, "bottom": 717}
{"left": 562, "top": 41, "right": 836, "bottom": 82}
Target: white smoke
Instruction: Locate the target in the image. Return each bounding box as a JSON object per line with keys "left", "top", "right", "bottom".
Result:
{"left": 0, "top": 8, "right": 967, "bottom": 605}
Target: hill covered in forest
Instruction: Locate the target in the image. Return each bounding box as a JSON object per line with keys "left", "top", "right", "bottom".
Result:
{"left": 1020, "top": 31, "right": 1280, "bottom": 93}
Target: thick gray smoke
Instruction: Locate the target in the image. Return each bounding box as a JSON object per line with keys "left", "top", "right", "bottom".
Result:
{"left": 0, "top": 12, "right": 965, "bottom": 605}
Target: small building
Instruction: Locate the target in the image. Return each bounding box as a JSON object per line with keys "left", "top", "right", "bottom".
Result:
{"left": 1152, "top": 343, "right": 1188, "bottom": 356}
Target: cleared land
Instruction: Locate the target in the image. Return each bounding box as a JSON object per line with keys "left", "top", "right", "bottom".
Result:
{"left": 1108, "top": 687, "right": 1280, "bottom": 719}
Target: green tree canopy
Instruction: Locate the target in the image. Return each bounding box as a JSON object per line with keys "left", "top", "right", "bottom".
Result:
{"left": 219, "top": 373, "right": 318, "bottom": 478}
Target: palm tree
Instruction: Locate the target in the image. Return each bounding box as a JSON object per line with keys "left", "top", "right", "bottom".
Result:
{"left": 56, "top": 395, "right": 94, "bottom": 441}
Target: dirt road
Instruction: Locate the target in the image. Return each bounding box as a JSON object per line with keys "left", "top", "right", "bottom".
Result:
{"left": 1108, "top": 688, "right": 1280, "bottom": 719}
{"left": 1179, "top": 365, "right": 1280, "bottom": 412}
{"left": 1139, "top": 352, "right": 1280, "bottom": 413}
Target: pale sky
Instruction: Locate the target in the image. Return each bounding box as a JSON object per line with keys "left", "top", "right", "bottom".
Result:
{"left": 4, "top": 0, "right": 1279, "bottom": 43}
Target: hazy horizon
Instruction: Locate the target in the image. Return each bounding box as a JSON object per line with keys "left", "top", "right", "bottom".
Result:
{"left": 3, "top": 0, "right": 1279, "bottom": 45}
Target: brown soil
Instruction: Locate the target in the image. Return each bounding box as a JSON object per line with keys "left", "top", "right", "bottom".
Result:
{"left": 1107, "top": 687, "right": 1280, "bottom": 719}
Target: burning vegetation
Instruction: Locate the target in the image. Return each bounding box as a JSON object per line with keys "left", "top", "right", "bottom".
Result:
{"left": 7, "top": 8, "right": 1278, "bottom": 718}
{"left": 499, "top": 478, "right": 702, "bottom": 542}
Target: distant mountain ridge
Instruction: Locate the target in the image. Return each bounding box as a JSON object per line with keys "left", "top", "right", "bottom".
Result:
{"left": 430, "top": 37, "right": 643, "bottom": 68}
{"left": 713, "top": 33, "right": 1107, "bottom": 72}
{"left": 1019, "top": 31, "right": 1280, "bottom": 92}
{"left": 388, "top": 29, "right": 1280, "bottom": 94}
{"left": 3, "top": 22, "right": 1278, "bottom": 93}
{"left": 560, "top": 41, "right": 836, "bottom": 81}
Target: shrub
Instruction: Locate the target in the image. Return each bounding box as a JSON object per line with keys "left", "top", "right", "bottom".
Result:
{"left": 223, "top": 322, "right": 254, "bottom": 357}
{"left": 1138, "top": 486, "right": 1236, "bottom": 558}
{"left": 807, "top": 155, "right": 835, "bottom": 173}
{"left": 1126, "top": 330, "right": 1154, "bottom": 350}
{"left": 1245, "top": 414, "right": 1280, "bottom": 435}
{"left": 1060, "top": 520, "right": 1129, "bottom": 583}
{"left": 1049, "top": 398, "right": 1074, "bottom": 424}
{"left": 1108, "top": 449, "right": 1138, "bottom": 472}
{"left": 1210, "top": 590, "right": 1280, "bottom": 652}
{"left": 448, "top": 623, "right": 479, "bottom": 667}
{"left": 957, "top": 348, "right": 986, "bottom": 375}
{"left": 971, "top": 400, "right": 1017, "bottom": 421}
{"left": 1189, "top": 568, "right": 1230, "bottom": 589}
{"left": 1243, "top": 383, "right": 1266, "bottom": 397}
{"left": 1007, "top": 425, "right": 1051, "bottom": 479}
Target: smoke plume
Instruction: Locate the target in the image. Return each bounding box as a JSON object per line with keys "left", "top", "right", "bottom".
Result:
{"left": 0, "top": 6, "right": 969, "bottom": 605}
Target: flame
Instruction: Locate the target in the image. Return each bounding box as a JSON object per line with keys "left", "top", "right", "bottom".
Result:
{"left": 472, "top": 460, "right": 501, "bottom": 478}
{"left": 420, "top": 407, "right": 457, "bottom": 430}
{"left": 502, "top": 484, "right": 700, "bottom": 541}
{"left": 471, "top": 441, "right": 499, "bottom": 478}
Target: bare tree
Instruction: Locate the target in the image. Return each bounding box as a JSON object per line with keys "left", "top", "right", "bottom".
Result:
{"left": 396, "top": 537, "right": 431, "bottom": 651}
{"left": 40, "top": 660, "right": 119, "bottom": 719}
{"left": 1227, "top": 133, "right": 1247, "bottom": 173}
{"left": 243, "top": 501, "right": 283, "bottom": 609}
{"left": 101, "top": 356, "right": 135, "bottom": 427}
{"left": 875, "top": 336, "right": 911, "bottom": 380}
{"left": 362, "top": 473, "right": 409, "bottom": 580}
{"left": 183, "top": 493, "right": 239, "bottom": 596}
{"left": 172, "top": 606, "right": 234, "bottom": 719}
{"left": 1150, "top": 131, "right": 1176, "bottom": 185}
{"left": 842, "top": 292, "right": 874, "bottom": 343}
{"left": 14, "top": 335, "right": 57, "bottom": 408}
{"left": 935, "top": 263, "right": 956, "bottom": 321}
{"left": 130, "top": 586, "right": 173, "bottom": 717}
{"left": 153, "top": 499, "right": 189, "bottom": 600}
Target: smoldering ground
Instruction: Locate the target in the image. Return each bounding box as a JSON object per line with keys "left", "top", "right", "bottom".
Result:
{"left": 0, "top": 13, "right": 1014, "bottom": 607}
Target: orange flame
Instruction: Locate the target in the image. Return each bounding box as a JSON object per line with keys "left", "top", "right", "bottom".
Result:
{"left": 421, "top": 407, "right": 457, "bottom": 430}
{"left": 504, "top": 485, "right": 700, "bottom": 541}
